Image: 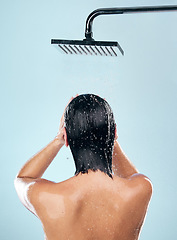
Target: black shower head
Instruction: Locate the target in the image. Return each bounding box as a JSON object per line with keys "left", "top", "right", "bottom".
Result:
{"left": 51, "top": 5, "right": 177, "bottom": 57}
{"left": 51, "top": 39, "right": 124, "bottom": 57}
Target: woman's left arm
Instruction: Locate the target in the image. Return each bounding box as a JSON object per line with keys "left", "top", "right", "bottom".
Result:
{"left": 15, "top": 137, "right": 64, "bottom": 179}
{"left": 14, "top": 96, "right": 74, "bottom": 216}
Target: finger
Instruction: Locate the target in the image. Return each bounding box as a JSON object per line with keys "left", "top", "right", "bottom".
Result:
{"left": 61, "top": 96, "right": 74, "bottom": 121}
{"left": 66, "top": 96, "right": 74, "bottom": 107}
{"left": 63, "top": 97, "right": 74, "bottom": 115}
{"left": 66, "top": 95, "right": 78, "bottom": 107}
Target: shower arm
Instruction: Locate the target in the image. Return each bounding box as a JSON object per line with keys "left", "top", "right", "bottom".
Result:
{"left": 85, "top": 5, "right": 177, "bottom": 39}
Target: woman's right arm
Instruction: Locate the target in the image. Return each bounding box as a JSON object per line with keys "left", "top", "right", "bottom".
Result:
{"left": 112, "top": 140, "right": 139, "bottom": 178}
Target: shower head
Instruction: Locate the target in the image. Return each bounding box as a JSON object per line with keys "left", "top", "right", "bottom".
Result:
{"left": 51, "top": 5, "right": 177, "bottom": 57}
{"left": 51, "top": 39, "right": 124, "bottom": 57}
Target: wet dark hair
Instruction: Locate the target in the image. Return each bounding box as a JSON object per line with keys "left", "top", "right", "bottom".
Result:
{"left": 64, "top": 94, "right": 115, "bottom": 178}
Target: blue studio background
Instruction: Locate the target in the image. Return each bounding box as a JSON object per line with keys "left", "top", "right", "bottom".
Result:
{"left": 1, "top": 0, "right": 177, "bottom": 239}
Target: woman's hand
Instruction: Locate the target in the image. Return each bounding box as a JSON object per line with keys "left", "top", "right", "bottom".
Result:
{"left": 55, "top": 111, "right": 66, "bottom": 145}
{"left": 56, "top": 95, "right": 77, "bottom": 145}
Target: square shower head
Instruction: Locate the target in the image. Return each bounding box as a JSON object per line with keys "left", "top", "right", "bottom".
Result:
{"left": 51, "top": 39, "right": 124, "bottom": 57}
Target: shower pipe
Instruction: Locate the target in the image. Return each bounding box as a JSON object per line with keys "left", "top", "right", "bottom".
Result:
{"left": 85, "top": 5, "right": 177, "bottom": 39}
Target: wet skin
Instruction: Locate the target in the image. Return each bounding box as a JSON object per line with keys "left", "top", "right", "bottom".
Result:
{"left": 15, "top": 96, "right": 152, "bottom": 240}
{"left": 28, "top": 170, "right": 152, "bottom": 240}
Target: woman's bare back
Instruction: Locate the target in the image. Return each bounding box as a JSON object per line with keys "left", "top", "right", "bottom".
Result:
{"left": 31, "top": 170, "right": 152, "bottom": 240}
